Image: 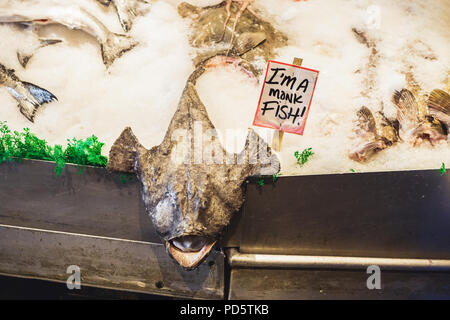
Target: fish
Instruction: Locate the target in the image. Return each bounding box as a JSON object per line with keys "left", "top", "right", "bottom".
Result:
{"left": 349, "top": 106, "right": 399, "bottom": 162}
{"left": 7, "top": 23, "right": 62, "bottom": 68}
{"left": 0, "top": 62, "right": 57, "bottom": 122}
{"left": 178, "top": 1, "right": 287, "bottom": 71}
{"left": 107, "top": 57, "right": 280, "bottom": 269}
{"left": 96, "top": 0, "right": 150, "bottom": 32}
{"left": 17, "top": 38, "right": 62, "bottom": 68}
{"left": 427, "top": 89, "right": 450, "bottom": 133}
{"left": 0, "top": 5, "right": 138, "bottom": 68}
{"left": 393, "top": 89, "right": 447, "bottom": 146}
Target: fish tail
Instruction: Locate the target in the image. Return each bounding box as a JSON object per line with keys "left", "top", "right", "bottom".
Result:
{"left": 115, "top": 6, "right": 134, "bottom": 32}
{"left": 114, "top": 0, "right": 151, "bottom": 32}
{"left": 16, "top": 51, "right": 32, "bottom": 69}
{"left": 101, "top": 33, "right": 138, "bottom": 68}
{"left": 16, "top": 38, "right": 62, "bottom": 68}
{"left": 8, "top": 82, "right": 57, "bottom": 122}
{"left": 39, "top": 38, "right": 63, "bottom": 47}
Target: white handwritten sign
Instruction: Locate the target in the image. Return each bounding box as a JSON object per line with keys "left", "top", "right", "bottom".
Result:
{"left": 253, "top": 60, "right": 319, "bottom": 135}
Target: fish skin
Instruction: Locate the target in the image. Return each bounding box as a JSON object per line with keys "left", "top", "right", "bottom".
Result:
{"left": 97, "top": 0, "right": 150, "bottom": 32}
{"left": 0, "top": 5, "right": 138, "bottom": 68}
{"left": 178, "top": 1, "right": 287, "bottom": 73}
{"left": 0, "top": 63, "right": 57, "bottom": 122}
{"left": 107, "top": 58, "right": 280, "bottom": 269}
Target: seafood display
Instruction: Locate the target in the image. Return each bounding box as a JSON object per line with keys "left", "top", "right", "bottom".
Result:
{"left": 108, "top": 60, "right": 280, "bottom": 269}
{"left": 178, "top": 0, "right": 287, "bottom": 70}
{"left": 0, "top": 4, "right": 138, "bottom": 68}
{"left": 0, "top": 62, "right": 57, "bottom": 122}
{"left": 349, "top": 88, "right": 450, "bottom": 162}
{"left": 348, "top": 23, "right": 448, "bottom": 162}
{"left": 96, "top": 0, "right": 151, "bottom": 32}
{"left": 0, "top": 0, "right": 448, "bottom": 270}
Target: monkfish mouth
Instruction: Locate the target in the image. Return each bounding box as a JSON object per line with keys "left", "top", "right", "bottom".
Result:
{"left": 167, "top": 235, "right": 216, "bottom": 270}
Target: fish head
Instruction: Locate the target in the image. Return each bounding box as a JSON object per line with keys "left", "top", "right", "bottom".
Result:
{"left": 108, "top": 82, "right": 280, "bottom": 270}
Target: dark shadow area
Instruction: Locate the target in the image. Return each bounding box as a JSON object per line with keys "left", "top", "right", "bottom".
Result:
{"left": 0, "top": 275, "right": 172, "bottom": 300}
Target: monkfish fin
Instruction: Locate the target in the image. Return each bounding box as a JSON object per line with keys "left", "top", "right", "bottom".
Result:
{"left": 237, "top": 128, "right": 281, "bottom": 177}
{"left": 108, "top": 127, "right": 145, "bottom": 173}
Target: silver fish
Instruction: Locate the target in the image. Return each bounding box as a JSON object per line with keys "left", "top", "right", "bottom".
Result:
{"left": 107, "top": 58, "right": 280, "bottom": 269}
{"left": 0, "top": 62, "right": 57, "bottom": 122}
{"left": 97, "top": 0, "right": 150, "bottom": 32}
{"left": 0, "top": 5, "right": 138, "bottom": 68}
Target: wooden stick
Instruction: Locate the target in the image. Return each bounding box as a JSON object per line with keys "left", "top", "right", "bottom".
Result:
{"left": 271, "top": 58, "right": 303, "bottom": 152}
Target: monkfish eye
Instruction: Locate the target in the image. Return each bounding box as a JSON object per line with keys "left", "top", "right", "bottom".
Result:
{"left": 171, "top": 235, "right": 210, "bottom": 252}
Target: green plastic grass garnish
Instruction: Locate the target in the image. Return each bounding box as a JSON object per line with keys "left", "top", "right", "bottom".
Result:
{"left": 294, "top": 148, "right": 314, "bottom": 166}
{"left": 120, "top": 174, "right": 134, "bottom": 184}
{"left": 0, "top": 121, "right": 107, "bottom": 176}
{"left": 440, "top": 163, "right": 446, "bottom": 176}
{"left": 257, "top": 178, "right": 264, "bottom": 187}
{"left": 272, "top": 173, "right": 282, "bottom": 182}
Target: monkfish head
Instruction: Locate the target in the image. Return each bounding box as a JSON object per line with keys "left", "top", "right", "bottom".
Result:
{"left": 107, "top": 68, "right": 280, "bottom": 270}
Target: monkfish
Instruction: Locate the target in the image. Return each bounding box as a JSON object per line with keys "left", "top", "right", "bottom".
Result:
{"left": 107, "top": 58, "right": 280, "bottom": 269}
{"left": 178, "top": 1, "right": 287, "bottom": 71}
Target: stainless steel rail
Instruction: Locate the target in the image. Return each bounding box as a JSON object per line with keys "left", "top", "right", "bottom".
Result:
{"left": 227, "top": 249, "right": 450, "bottom": 271}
